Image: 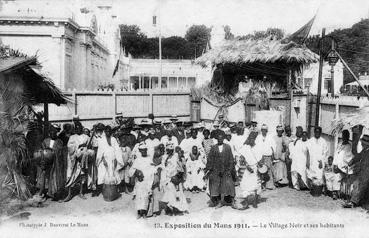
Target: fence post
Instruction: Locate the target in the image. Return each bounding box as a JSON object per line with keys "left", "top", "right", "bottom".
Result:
{"left": 149, "top": 92, "right": 153, "bottom": 115}
{"left": 73, "top": 91, "right": 77, "bottom": 116}
{"left": 334, "top": 101, "right": 339, "bottom": 153}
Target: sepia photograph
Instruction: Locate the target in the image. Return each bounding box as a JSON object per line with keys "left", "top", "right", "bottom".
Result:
{"left": 1, "top": 0, "right": 369, "bottom": 237}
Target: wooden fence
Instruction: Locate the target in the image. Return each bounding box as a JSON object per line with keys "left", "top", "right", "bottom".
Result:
{"left": 43, "top": 90, "right": 191, "bottom": 128}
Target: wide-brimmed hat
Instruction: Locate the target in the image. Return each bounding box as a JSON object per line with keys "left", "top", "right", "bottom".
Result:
{"left": 138, "top": 142, "right": 148, "bottom": 150}
{"left": 153, "top": 119, "right": 162, "bottom": 125}
{"left": 163, "top": 119, "right": 172, "bottom": 124}
{"left": 170, "top": 115, "right": 178, "bottom": 121}
{"left": 276, "top": 125, "right": 284, "bottom": 131}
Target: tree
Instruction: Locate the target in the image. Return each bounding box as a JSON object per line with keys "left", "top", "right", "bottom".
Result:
{"left": 223, "top": 25, "right": 234, "bottom": 40}
{"left": 119, "top": 24, "right": 148, "bottom": 57}
{"left": 185, "top": 24, "right": 212, "bottom": 58}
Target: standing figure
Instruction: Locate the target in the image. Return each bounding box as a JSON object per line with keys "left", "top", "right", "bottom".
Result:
{"left": 288, "top": 127, "right": 309, "bottom": 190}
{"left": 272, "top": 125, "right": 289, "bottom": 186}
{"left": 202, "top": 129, "right": 214, "bottom": 159}
{"left": 63, "top": 124, "right": 90, "bottom": 202}
{"left": 205, "top": 133, "right": 236, "bottom": 208}
{"left": 233, "top": 131, "right": 262, "bottom": 210}
{"left": 255, "top": 124, "right": 276, "bottom": 190}
{"left": 306, "top": 127, "right": 329, "bottom": 196}
{"left": 184, "top": 146, "right": 206, "bottom": 192}
{"left": 145, "top": 129, "right": 160, "bottom": 156}
{"left": 324, "top": 156, "right": 341, "bottom": 199}
{"left": 96, "top": 126, "right": 124, "bottom": 201}
{"left": 161, "top": 144, "right": 188, "bottom": 216}
{"left": 129, "top": 143, "right": 156, "bottom": 219}
{"left": 118, "top": 135, "right": 133, "bottom": 194}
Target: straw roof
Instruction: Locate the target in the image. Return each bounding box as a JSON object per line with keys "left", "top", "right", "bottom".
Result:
{"left": 195, "top": 39, "right": 318, "bottom": 67}
{"left": 0, "top": 46, "right": 68, "bottom": 106}
{"left": 332, "top": 106, "right": 369, "bottom": 135}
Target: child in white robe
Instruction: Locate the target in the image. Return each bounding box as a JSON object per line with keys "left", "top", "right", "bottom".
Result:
{"left": 324, "top": 156, "right": 341, "bottom": 200}
{"left": 184, "top": 146, "right": 206, "bottom": 192}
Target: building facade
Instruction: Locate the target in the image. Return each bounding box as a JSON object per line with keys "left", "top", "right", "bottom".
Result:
{"left": 127, "top": 58, "right": 211, "bottom": 90}
{"left": 0, "top": 0, "right": 124, "bottom": 91}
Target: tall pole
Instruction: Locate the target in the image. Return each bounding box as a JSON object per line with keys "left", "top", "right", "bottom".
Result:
{"left": 331, "top": 40, "right": 335, "bottom": 97}
{"left": 315, "top": 28, "right": 325, "bottom": 127}
{"left": 158, "top": 0, "right": 162, "bottom": 89}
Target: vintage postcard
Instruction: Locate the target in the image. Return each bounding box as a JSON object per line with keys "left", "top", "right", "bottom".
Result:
{"left": 1, "top": 0, "right": 369, "bottom": 237}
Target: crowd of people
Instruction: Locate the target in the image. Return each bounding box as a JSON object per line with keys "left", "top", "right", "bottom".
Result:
{"left": 29, "top": 113, "right": 369, "bottom": 218}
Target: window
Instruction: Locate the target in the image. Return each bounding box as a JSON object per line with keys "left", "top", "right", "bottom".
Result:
{"left": 187, "top": 77, "right": 196, "bottom": 88}
{"left": 161, "top": 77, "right": 168, "bottom": 89}
{"left": 151, "top": 77, "right": 159, "bottom": 89}
{"left": 143, "top": 76, "right": 150, "bottom": 89}
{"left": 169, "top": 77, "right": 177, "bottom": 89}
{"left": 324, "top": 78, "right": 331, "bottom": 93}
{"left": 178, "top": 77, "right": 186, "bottom": 89}
{"left": 130, "top": 76, "right": 139, "bottom": 90}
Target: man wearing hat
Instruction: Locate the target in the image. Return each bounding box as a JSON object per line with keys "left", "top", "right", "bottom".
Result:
{"left": 343, "top": 134, "right": 369, "bottom": 208}
{"left": 255, "top": 124, "right": 276, "bottom": 190}
{"left": 160, "top": 130, "right": 178, "bottom": 148}
{"left": 172, "top": 120, "right": 185, "bottom": 144}
{"left": 163, "top": 119, "right": 173, "bottom": 131}
{"left": 272, "top": 125, "right": 289, "bottom": 186}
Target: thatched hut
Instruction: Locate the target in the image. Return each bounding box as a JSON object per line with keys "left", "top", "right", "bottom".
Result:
{"left": 194, "top": 38, "right": 318, "bottom": 123}
{"left": 0, "top": 46, "right": 67, "bottom": 202}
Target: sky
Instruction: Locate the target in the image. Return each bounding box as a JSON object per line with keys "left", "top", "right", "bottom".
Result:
{"left": 2, "top": 0, "right": 369, "bottom": 40}
{"left": 109, "top": 0, "right": 369, "bottom": 37}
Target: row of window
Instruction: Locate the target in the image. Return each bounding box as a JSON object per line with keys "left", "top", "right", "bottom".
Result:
{"left": 130, "top": 76, "right": 196, "bottom": 90}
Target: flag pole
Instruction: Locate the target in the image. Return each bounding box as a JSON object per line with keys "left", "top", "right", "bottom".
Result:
{"left": 158, "top": 0, "right": 162, "bottom": 90}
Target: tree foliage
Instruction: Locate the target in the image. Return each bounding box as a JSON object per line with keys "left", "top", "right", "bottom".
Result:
{"left": 237, "top": 28, "right": 285, "bottom": 40}
{"left": 119, "top": 24, "right": 211, "bottom": 59}
{"left": 305, "top": 18, "right": 369, "bottom": 83}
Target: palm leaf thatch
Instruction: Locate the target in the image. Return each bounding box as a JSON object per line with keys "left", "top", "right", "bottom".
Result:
{"left": 0, "top": 45, "right": 68, "bottom": 201}
{"left": 332, "top": 106, "right": 369, "bottom": 135}
{"left": 195, "top": 39, "right": 318, "bottom": 67}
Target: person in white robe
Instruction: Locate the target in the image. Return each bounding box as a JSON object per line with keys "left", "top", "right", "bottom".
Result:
{"left": 160, "top": 130, "right": 178, "bottom": 148}
{"left": 333, "top": 129, "right": 354, "bottom": 197}
{"left": 233, "top": 131, "right": 262, "bottom": 210}
{"left": 96, "top": 126, "right": 124, "bottom": 191}
{"left": 306, "top": 127, "right": 329, "bottom": 189}
{"left": 288, "top": 128, "right": 309, "bottom": 190}
{"left": 161, "top": 143, "right": 188, "bottom": 215}
{"left": 180, "top": 129, "right": 205, "bottom": 157}
{"left": 129, "top": 142, "right": 156, "bottom": 219}
{"left": 272, "top": 125, "right": 289, "bottom": 186}
{"left": 184, "top": 146, "right": 206, "bottom": 192}
{"left": 255, "top": 124, "right": 276, "bottom": 190}
{"left": 145, "top": 129, "right": 160, "bottom": 156}
{"left": 324, "top": 156, "right": 341, "bottom": 199}
{"left": 64, "top": 124, "right": 90, "bottom": 202}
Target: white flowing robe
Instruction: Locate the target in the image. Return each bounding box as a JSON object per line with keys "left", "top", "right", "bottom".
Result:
{"left": 160, "top": 135, "right": 179, "bottom": 147}
{"left": 179, "top": 137, "right": 204, "bottom": 156}
{"left": 145, "top": 138, "right": 160, "bottom": 156}
{"left": 129, "top": 154, "right": 155, "bottom": 211}
{"left": 255, "top": 134, "right": 276, "bottom": 157}
{"left": 66, "top": 134, "right": 89, "bottom": 183}
{"left": 237, "top": 145, "right": 262, "bottom": 198}
{"left": 333, "top": 142, "right": 353, "bottom": 174}
{"left": 306, "top": 137, "right": 328, "bottom": 185}
{"left": 184, "top": 153, "right": 206, "bottom": 190}
{"left": 288, "top": 139, "right": 308, "bottom": 186}
{"left": 96, "top": 136, "right": 123, "bottom": 185}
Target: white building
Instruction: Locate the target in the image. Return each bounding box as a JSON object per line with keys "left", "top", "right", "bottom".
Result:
{"left": 127, "top": 58, "right": 212, "bottom": 90}
{"left": 0, "top": 0, "right": 125, "bottom": 90}
{"left": 300, "top": 60, "right": 344, "bottom": 95}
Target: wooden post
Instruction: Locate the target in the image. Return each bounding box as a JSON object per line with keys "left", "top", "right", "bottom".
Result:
{"left": 315, "top": 28, "right": 326, "bottom": 127}
{"left": 288, "top": 69, "right": 293, "bottom": 127}
{"left": 44, "top": 103, "right": 49, "bottom": 137}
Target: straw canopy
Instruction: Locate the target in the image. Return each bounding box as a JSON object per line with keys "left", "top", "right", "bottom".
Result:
{"left": 0, "top": 46, "right": 68, "bottom": 106}
{"left": 332, "top": 106, "right": 369, "bottom": 135}
{"left": 195, "top": 39, "right": 318, "bottom": 67}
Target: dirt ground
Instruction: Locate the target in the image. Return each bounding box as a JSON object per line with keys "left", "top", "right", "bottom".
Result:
{"left": 1, "top": 187, "right": 369, "bottom": 238}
